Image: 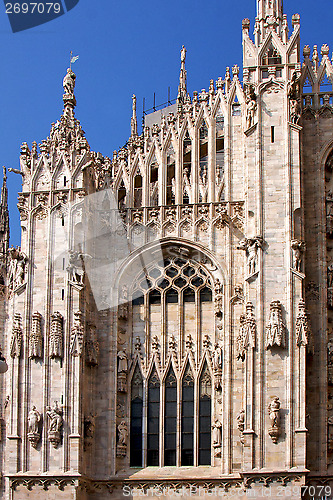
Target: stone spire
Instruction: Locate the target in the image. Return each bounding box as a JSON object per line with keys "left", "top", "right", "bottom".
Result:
{"left": 177, "top": 45, "right": 187, "bottom": 105}
{"left": 62, "top": 67, "right": 77, "bottom": 119}
{"left": 131, "top": 94, "right": 138, "bottom": 137}
{"left": 0, "top": 167, "right": 9, "bottom": 276}
{"left": 256, "top": 0, "right": 284, "bottom": 42}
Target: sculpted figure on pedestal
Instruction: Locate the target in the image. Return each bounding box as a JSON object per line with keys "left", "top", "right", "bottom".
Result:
{"left": 27, "top": 406, "right": 41, "bottom": 449}
{"left": 266, "top": 300, "right": 286, "bottom": 349}
{"left": 46, "top": 402, "right": 63, "bottom": 448}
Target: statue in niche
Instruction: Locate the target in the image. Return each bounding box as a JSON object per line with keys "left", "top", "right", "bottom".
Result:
{"left": 8, "top": 247, "right": 28, "bottom": 291}
{"left": 27, "top": 406, "right": 41, "bottom": 449}
{"left": 117, "top": 351, "right": 128, "bottom": 393}
{"left": 268, "top": 397, "right": 281, "bottom": 444}
{"left": 214, "top": 279, "right": 223, "bottom": 317}
{"left": 245, "top": 84, "right": 257, "bottom": 129}
{"left": 46, "top": 401, "right": 63, "bottom": 448}
{"left": 237, "top": 237, "right": 263, "bottom": 275}
{"left": 67, "top": 250, "right": 85, "bottom": 285}
{"left": 236, "top": 409, "right": 245, "bottom": 433}
{"left": 291, "top": 240, "right": 305, "bottom": 272}
{"left": 265, "top": 300, "right": 286, "bottom": 349}
{"left": 212, "top": 419, "right": 222, "bottom": 456}
{"left": 118, "top": 284, "right": 129, "bottom": 320}
{"left": 213, "top": 343, "right": 223, "bottom": 390}
{"left": 290, "top": 99, "right": 300, "bottom": 124}
{"left": 116, "top": 420, "right": 128, "bottom": 458}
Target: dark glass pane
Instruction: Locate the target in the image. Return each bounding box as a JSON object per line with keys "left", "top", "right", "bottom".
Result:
{"left": 132, "top": 294, "right": 144, "bottom": 306}
{"left": 147, "top": 434, "right": 159, "bottom": 449}
{"left": 148, "top": 418, "right": 159, "bottom": 433}
{"left": 182, "top": 434, "right": 193, "bottom": 448}
{"left": 165, "top": 433, "right": 176, "bottom": 448}
{"left": 200, "top": 287, "right": 212, "bottom": 302}
{"left": 165, "top": 418, "right": 176, "bottom": 433}
{"left": 147, "top": 450, "right": 159, "bottom": 466}
{"left": 199, "top": 449, "right": 211, "bottom": 465}
{"left": 183, "top": 288, "right": 195, "bottom": 302}
{"left": 166, "top": 289, "right": 178, "bottom": 303}
{"left": 164, "top": 450, "right": 176, "bottom": 466}
{"left": 182, "top": 417, "right": 193, "bottom": 433}
{"left": 181, "top": 449, "right": 193, "bottom": 466}
{"left": 166, "top": 267, "right": 178, "bottom": 278}
{"left": 182, "top": 401, "right": 194, "bottom": 417}
{"left": 130, "top": 396, "right": 142, "bottom": 467}
{"left": 166, "top": 402, "right": 177, "bottom": 417}
{"left": 149, "top": 290, "right": 161, "bottom": 304}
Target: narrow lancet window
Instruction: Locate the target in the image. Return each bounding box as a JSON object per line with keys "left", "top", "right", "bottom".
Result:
{"left": 164, "top": 366, "right": 177, "bottom": 466}
{"left": 130, "top": 365, "right": 143, "bottom": 467}
{"left": 181, "top": 363, "right": 194, "bottom": 465}
{"left": 147, "top": 367, "right": 160, "bottom": 466}
{"left": 199, "top": 363, "right": 212, "bottom": 465}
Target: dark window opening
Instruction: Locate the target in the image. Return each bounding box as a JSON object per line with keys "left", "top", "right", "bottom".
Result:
{"left": 147, "top": 368, "right": 160, "bottom": 466}
{"left": 130, "top": 366, "right": 143, "bottom": 467}
{"left": 164, "top": 367, "right": 177, "bottom": 466}
{"left": 181, "top": 364, "right": 194, "bottom": 466}
{"left": 262, "top": 44, "right": 282, "bottom": 66}
{"left": 199, "top": 364, "right": 212, "bottom": 465}
{"left": 271, "top": 126, "right": 275, "bottom": 143}
{"left": 134, "top": 174, "right": 142, "bottom": 208}
{"left": 118, "top": 181, "right": 126, "bottom": 209}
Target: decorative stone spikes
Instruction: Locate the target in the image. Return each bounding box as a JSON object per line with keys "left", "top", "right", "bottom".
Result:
{"left": 131, "top": 94, "right": 137, "bottom": 137}
{"left": 296, "top": 299, "right": 312, "bottom": 350}
{"left": 70, "top": 311, "right": 84, "bottom": 357}
{"left": 265, "top": 300, "right": 286, "bottom": 349}
{"left": 29, "top": 312, "right": 43, "bottom": 360}
{"left": 237, "top": 302, "right": 256, "bottom": 360}
{"left": 49, "top": 312, "right": 63, "bottom": 359}
{"left": 10, "top": 313, "right": 23, "bottom": 358}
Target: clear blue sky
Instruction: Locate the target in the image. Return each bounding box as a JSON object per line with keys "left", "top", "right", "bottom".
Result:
{"left": 1, "top": 0, "right": 332, "bottom": 246}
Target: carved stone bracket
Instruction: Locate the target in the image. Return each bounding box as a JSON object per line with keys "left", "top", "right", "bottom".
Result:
{"left": 265, "top": 301, "right": 286, "bottom": 349}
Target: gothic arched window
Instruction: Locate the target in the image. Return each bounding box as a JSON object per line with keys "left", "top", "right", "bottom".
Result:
{"left": 181, "top": 363, "right": 194, "bottom": 466}
{"left": 130, "top": 365, "right": 143, "bottom": 467}
{"left": 147, "top": 367, "right": 160, "bottom": 466}
{"left": 199, "top": 362, "right": 212, "bottom": 465}
{"left": 164, "top": 366, "right": 177, "bottom": 466}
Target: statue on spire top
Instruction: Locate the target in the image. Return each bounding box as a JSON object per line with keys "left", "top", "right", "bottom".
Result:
{"left": 63, "top": 68, "right": 76, "bottom": 95}
{"left": 181, "top": 45, "right": 186, "bottom": 64}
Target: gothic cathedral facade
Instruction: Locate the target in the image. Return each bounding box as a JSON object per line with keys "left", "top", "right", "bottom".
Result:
{"left": 1, "top": 0, "right": 333, "bottom": 498}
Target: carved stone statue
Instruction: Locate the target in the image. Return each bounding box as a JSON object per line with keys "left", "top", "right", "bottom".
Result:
{"left": 116, "top": 420, "right": 128, "bottom": 457}
{"left": 237, "top": 302, "right": 256, "bottom": 360}
{"left": 212, "top": 419, "right": 222, "bottom": 455}
{"left": 268, "top": 397, "right": 281, "bottom": 444}
{"left": 49, "top": 312, "right": 63, "bottom": 359}
{"left": 291, "top": 240, "right": 305, "bottom": 272}
{"left": 181, "top": 45, "right": 187, "bottom": 63}
{"left": 213, "top": 343, "right": 223, "bottom": 390}
{"left": 67, "top": 250, "right": 85, "bottom": 285}
{"left": 295, "top": 299, "right": 312, "bottom": 350}
{"left": 10, "top": 313, "right": 23, "bottom": 358}
{"left": 290, "top": 99, "right": 300, "bottom": 124}
{"left": 8, "top": 247, "right": 28, "bottom": 291}
{"left": 237, "top": 237, "right": 263, "bottom": 275}
{"left": 27, "top": 406, "right": 41, "bottom": 449}
{"left": 29, "top": 312, "right": 43, "bottom": 359}
{"left": 117, "top": 351, "right": 128, "bottom": 393}
{"left": 46, "top": 402, "right": 63, "bottom": 448}
{"left": 214, "top": 279, "right": 223, "bottom": 317}
{"left": 63, "top": 68, "right": 76, "bottom": 95}
{"left": 265, "top": 300, "right": 286, "bottom": 349}
{"left": 236, "top": 409, "right": 245, "bottom": 433}
{"left": 70, "top": 311, "right": 84, "bottom": 356}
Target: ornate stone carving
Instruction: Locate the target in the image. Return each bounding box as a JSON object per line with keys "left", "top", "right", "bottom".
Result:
{"left": 236, "top": 409, "right": 245, "bottom": 433}
{"left": 295, "top": 299, "right": 312, "bottom": 350}
{"left": 49, "top": 312, "right": 63, "bottom": 359}
{"left": 8, "top": 247, "right": 28, "bottom": 292}
{"left": 10, "top": 313, "right": 23, "bottom": 358}
{"left": 86, "top": 324, "right": 99, "bottom": 367}
{"left": 268, "top": 397, "right": 281, "bottom": 444}
{"left": 291, "top": 240, "right": 305, "bottom": 272}
{"left": 46, "top": 402, "right": 63, "bottom": 448}
{"left": 266, "top": 300, "right": 286, "bottom": 349}
{"left": 63, "top": 68, "right": 76, "bottom": 95}
{"left": 213, "top": 343, "right": 223, "bottom": 390}
{"left": 27, "top": 406, "right": 41, "bottom": 449}
{"left": 212, "top": 419, "right": 222, "bottom": 456}
{"left": 117, "top": 351, "right": 128, "bottom": 392}
{"left": 116, "top": 420, "right": 128, "bottom": 458}
{"left": 118, "top": 285, "right": 129, "bottom": 320}
{"left": 236, "top": 302, "right": 256, "bottom": 360}
{"left": 29, "top": 312, "right": 43, "bottom": 359}
{"left": 70, "top": 311, "right": 84, "bottom": 356}
{"left": 245, "top": 84, "right": 257, "bottom": 129}
{"left": 203, "top": 334, "right": 211, "bottom": 350}
{"left": 67, "top": 250, "right": 85, "bottom": 285}
{"left": 237, "top": 237, "right": 263, "bottom": 275}
{"left": 214, "top": 279, "right": 223, "bottom": 317}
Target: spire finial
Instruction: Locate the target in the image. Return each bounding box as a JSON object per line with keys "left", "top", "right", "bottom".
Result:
{"left": 131, "top": 94, "right": 138, "bottom": 137}
{"left": 256, "top": 0, "right": 284, "bottom": 43}
{"left": 178, "top": 45, "right": 187, "bottom": 105}
{"left": 62, "top": 67, "right": 76, "bottom": 116}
